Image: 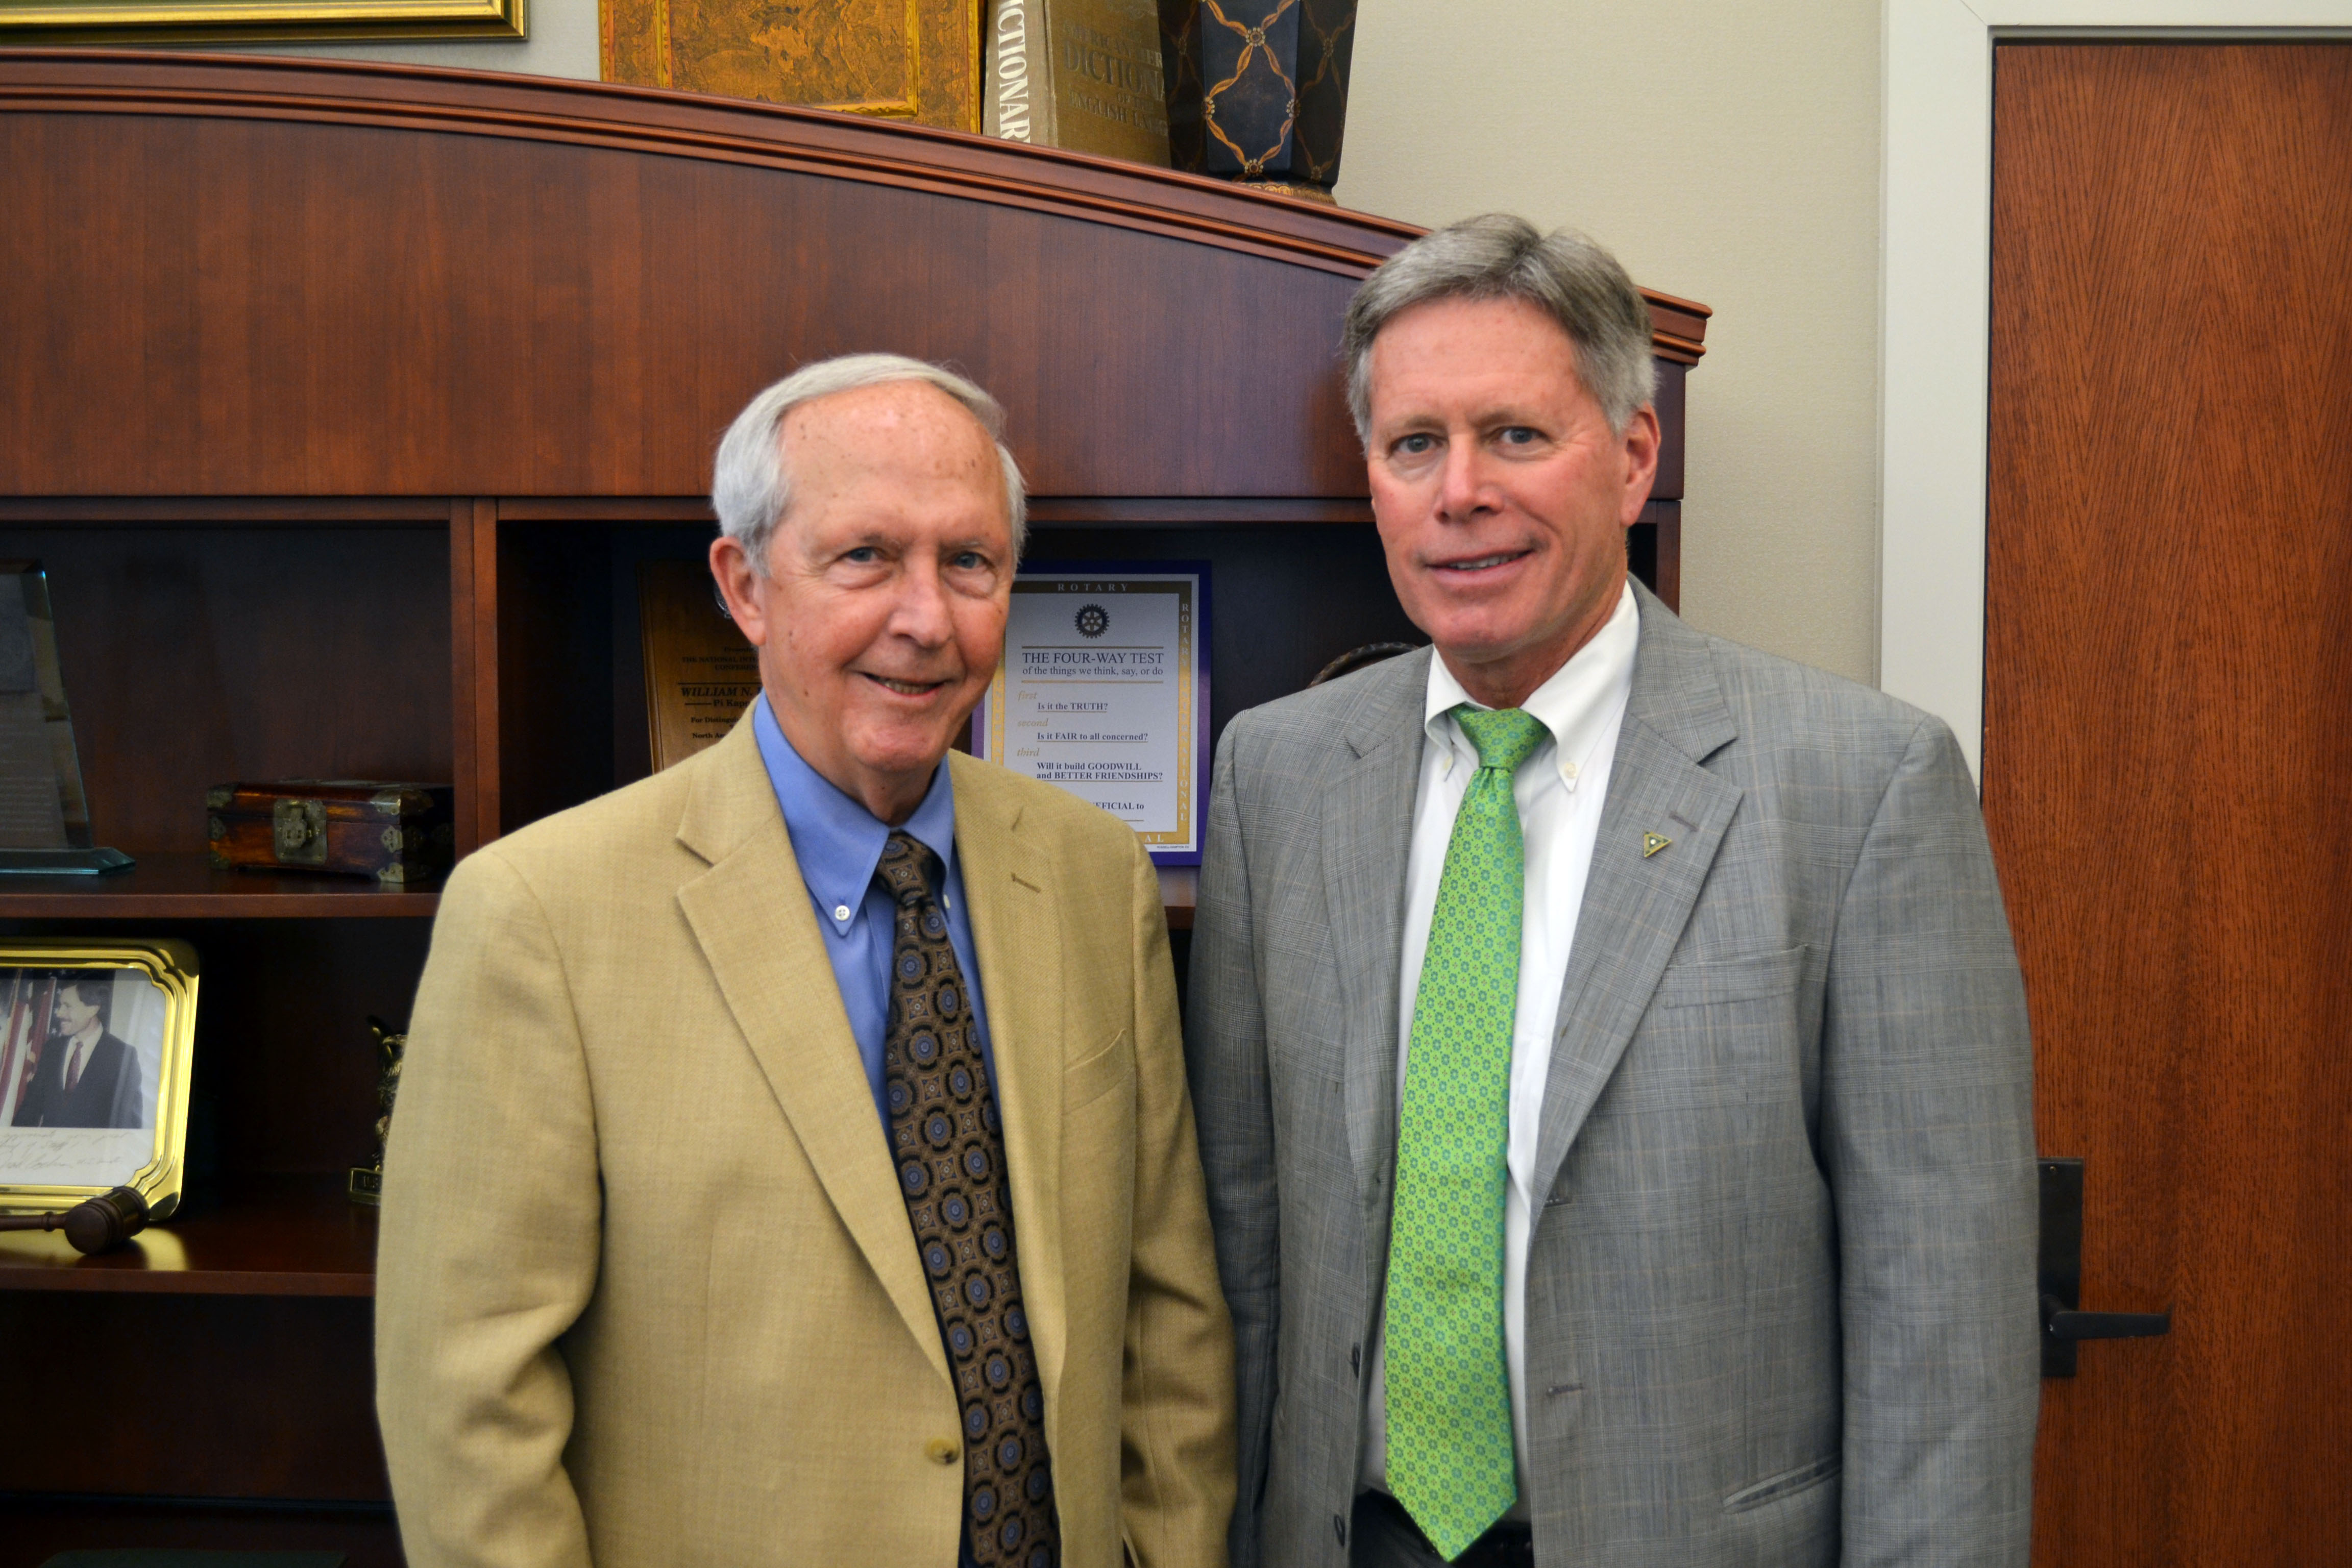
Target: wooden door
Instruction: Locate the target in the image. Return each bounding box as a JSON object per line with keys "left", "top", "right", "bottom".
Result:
{"left": 1983, "top": 42, "right": 2352, "bottom": 1566}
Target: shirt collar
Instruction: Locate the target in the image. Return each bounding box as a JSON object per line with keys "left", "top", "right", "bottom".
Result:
{"left": 752, "top": 695, "right": 959, "bottom": 934}
{"left": 1422, "top": 578, "right": 1640, "bottom": 791}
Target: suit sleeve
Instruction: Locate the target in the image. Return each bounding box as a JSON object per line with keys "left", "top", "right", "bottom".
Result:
{"left": 1824, "top": 716, "right": 2039, "bottom": 1567}
{"left": 108, "top": 1038, "right": 141, "bottom": 1130}
{"left": 1183, "top": 731, "right": 1280, "bottom": 1568}
{"left": 376, "top": 847, "right": 601, "bottom": 1568}
{"left": 1118, "top": 827, "right": 1239, "bottom": 1568}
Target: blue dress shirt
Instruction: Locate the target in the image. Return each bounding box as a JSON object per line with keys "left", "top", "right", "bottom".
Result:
{"left": 752, "top": 695, "right": 995, "bottom": 1132}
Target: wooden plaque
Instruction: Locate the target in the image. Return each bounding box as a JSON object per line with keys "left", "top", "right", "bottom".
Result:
{"left": 639, "top": 561, "right": 763, "bottom": 773}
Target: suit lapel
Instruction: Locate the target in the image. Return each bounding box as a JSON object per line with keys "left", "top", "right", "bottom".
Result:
{"left": 1322, "top": 652, "right": 1431, "bottom": 1223}
{"left": 949, "top": 755, "right": 1070, "bottom": 1407}
{"left": 674, "top": 724, "right": 948, "bottom": 1385}
{"left": 1529, "top": 585, "right": 1744, "bottom": 1210}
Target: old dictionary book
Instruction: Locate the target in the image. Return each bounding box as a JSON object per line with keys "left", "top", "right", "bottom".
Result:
{"left": 982, "top": 0, "right": 1171, "bottom": 165}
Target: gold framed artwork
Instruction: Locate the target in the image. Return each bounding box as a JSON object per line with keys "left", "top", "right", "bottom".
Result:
{"left": 601, "top": 0, "right": 981, "bottom": 131}
{"left": 0, "top": 940, "right": 199, "bottom": 1221}
{"left": 0, "top": 0, "right": 521, "bottom": 42}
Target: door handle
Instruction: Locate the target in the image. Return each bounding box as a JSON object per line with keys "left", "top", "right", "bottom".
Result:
{"left": 2038, "top": 1158, "right": 2172, "bottom": 1377}
{"left": 2041, "top": 1295, "right": 2171, "bottom": 1342}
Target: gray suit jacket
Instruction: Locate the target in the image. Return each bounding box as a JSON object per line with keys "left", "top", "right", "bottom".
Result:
{"left": 1186, "top": 582, "right": 2037, "bottom": 1568}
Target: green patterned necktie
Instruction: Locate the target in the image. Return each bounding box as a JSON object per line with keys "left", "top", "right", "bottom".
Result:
{"left": 1386, "top": 703, "right": 1548, "bottom": 1559}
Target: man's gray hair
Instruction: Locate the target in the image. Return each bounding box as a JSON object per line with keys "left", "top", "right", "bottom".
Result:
{"left": 711, "top": 353, "right": 1027, "bottom": 571}
{"left": 1342, "top": 214, "right": 1657, "bottom": 438}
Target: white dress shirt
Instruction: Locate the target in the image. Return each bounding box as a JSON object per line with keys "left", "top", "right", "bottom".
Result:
{"left": 1361, "top": 580, "right": 1639, "bottom": 1511}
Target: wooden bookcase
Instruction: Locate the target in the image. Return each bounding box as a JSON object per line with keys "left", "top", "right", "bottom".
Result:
{"left": 0, "top": 50, "right": 1705, "bottom": 1563}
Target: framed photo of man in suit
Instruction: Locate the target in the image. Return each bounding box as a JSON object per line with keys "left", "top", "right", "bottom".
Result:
{"left": 0, "top": 940, "right": 198, "bottom": 1219}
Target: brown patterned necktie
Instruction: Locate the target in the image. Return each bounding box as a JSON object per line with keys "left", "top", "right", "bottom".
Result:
{"left": 875, "top": 831, "right": 1059, "bottom": 1568}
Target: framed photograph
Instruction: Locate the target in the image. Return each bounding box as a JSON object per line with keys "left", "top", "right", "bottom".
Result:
{"left": 0, "top": 0, "right": 522, "bottom": 45}
{"left": 0, "top": 940, "right": 199, "bottom": 1219}
{"left": 973, "top": 561, "right": 1210, "bottom": 866}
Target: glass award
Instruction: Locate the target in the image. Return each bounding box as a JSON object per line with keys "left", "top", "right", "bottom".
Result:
{"left": 0, "top": 562, "right": 130, "bottom": 875}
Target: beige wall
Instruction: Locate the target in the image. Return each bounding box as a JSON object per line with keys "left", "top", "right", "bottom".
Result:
{"left": 1339, "top": 1, "right": 1883, "bottom": 685}
{"left": 235, "top": 0, "right": 1885, "bottom": 683}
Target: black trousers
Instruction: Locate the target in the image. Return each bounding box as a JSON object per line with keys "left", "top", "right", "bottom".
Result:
{"left": 1349, "top": 1490, "right": 1537, "bottom": 1568}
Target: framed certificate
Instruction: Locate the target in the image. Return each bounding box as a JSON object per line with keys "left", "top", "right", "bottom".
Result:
{"left": 975, "top": 563, "right": 1210, "bottom": 865}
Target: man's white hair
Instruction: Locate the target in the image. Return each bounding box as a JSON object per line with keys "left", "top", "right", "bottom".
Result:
{"left": 710, "top": 353, "right": 1027, "bottom": 571}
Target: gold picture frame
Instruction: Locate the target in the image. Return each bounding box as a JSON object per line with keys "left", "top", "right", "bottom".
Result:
{"left": 0, "top": 939, "right": 199, "bottom": 1220}
{"left": 0, "top": 0, "right": 522, "bottom": 45}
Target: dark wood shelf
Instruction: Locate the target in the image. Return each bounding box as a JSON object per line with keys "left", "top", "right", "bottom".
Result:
{"left": 0, "top": 855, "right": 1171, "bottom": 923}
{"left": 1159, "top": 866, "right": 1197, "bottom": 931}
{"left": 0, "top": 852, "right": 439, "bottom": 919}
{"left": 493, "top": 495, "right": 1385, "bottom": 526}
{"left": 0, "top": 1174, "right": 378, "bottom": 1295}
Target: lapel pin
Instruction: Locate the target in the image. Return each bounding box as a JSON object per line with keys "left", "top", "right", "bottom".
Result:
{"left": 1642, "top": 831, "right": 1672, "bottom": 859}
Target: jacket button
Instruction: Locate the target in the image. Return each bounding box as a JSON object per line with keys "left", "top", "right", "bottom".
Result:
{"left": 1350, "top": 1343, "right": 1362, "bottom": 1376}
{"left": 1334, "top": 1513, "right": 1348, "bottom": 1545}
{"left": 926, "top": 1439, "right": 960, "bottom": 1465}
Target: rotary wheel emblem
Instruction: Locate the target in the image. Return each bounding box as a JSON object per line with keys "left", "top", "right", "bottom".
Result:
{"left": 1074, "top": 604, "right": 1110, "bottom": 638}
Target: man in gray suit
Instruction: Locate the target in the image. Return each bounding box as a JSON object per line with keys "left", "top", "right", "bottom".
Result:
{"left": 1186, "top": 214, "right": 2038, "bottom": 1568}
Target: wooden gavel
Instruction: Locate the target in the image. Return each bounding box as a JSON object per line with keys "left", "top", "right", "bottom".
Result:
{"left": 0, "top": 1186, "right": 152, "bottom": 1255}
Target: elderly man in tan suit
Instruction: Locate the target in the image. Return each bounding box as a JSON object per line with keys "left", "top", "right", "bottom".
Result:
{"left": 376, "top": 354, "right": 1235, "bottom": 1568}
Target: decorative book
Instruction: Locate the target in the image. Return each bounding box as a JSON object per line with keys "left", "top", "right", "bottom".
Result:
{"left": 601, "top": 0, "right": 982, "bottom": 131}
{"left": 984, "top": 0, "right": 1171, "bottom": 164}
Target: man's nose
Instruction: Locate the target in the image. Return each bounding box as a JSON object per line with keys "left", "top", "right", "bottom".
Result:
{"left": 1435, "top": 438, "right": 1491, "bottom": 520}
{"left": 888, "top": 559, "right": 955, "bottom": 645}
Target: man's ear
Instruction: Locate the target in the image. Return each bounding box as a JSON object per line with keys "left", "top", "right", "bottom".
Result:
{"left": 708, "top": 534, "right": 771, "bottom": 648}
{"left": 1618, "top": 403, "right": 1663, "bottom": 527}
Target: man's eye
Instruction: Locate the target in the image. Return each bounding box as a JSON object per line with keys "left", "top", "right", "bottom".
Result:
{"left": 842, "top": 547, "right": 881, "bottom": 564}
{"left": 951, "top": 551, "right": 989, "bottom": 571}
{"left": 1498, "top": 426, "right": 1540, "bottom": 446}
{"left": 1392, "top": 433, "right": 1437, "bottom": 457}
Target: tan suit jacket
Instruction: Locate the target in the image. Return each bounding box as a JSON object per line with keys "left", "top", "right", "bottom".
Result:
{"left": 376, "top": 719, "right": 1235, "bottom": 1568}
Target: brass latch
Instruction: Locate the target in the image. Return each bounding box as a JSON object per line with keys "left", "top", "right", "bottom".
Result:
{"left": 272, "top": 798, "right": 328, "bottom": 866}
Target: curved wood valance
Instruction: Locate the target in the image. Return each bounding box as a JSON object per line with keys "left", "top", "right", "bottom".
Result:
{"left": 0, "top": 50, "right": 1705, "bottom": 501}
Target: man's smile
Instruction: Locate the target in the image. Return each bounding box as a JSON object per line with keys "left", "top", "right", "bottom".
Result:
{"left": 1428, "top": 548, "right": 1533, "bottom": 576}
{"left": 862, "top": 672, "right": 952, "bottom": 697}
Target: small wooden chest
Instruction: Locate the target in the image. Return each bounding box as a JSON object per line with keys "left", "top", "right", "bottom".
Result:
{"left": 206, "top": 780, "right": 455, "bottom": 884}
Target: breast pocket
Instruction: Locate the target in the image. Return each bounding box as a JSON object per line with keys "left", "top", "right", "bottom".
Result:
{"left": 1650, "top": 944, "right": 1810, "bottom": 1010}
{"left": 1064, "top": 1028, "right": 1134, "bottom": 1115}
{"left": 1629, "top": 945, "right": 1817, "bottom": 1130}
